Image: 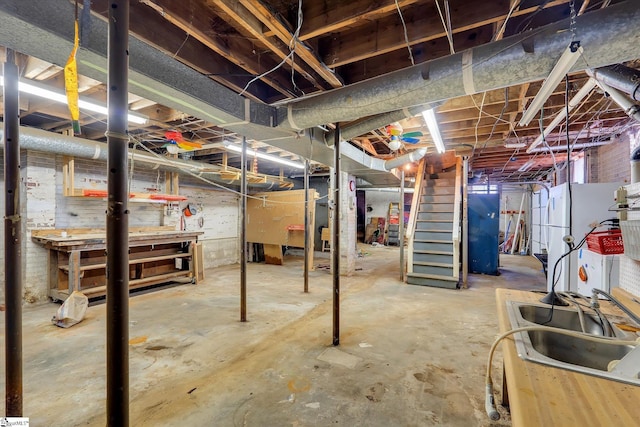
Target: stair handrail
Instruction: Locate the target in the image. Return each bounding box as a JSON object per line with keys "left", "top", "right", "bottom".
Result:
{"left": 405, "top": 157, "right": 427, "bottom": 276}
{"left": 451, "top": 157, "right": 463, "bottom": 281}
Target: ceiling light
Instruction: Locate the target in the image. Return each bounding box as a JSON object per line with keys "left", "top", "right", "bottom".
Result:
{"left": 504, "top": 142, "right": 526, "bottom": 148}
{"left": 422, "top": 108, "right": 445, "bottom": 153}
{"left": 224, "top": 142, "right": 305, "bottom": 169}
{"left": 519, "top": 41, "right": 583, "bottom": 127}
{"left": 517, "top": 159, "right": 535, "bottom": 172}
{"left": 526, "top": 78, "right": 596, "bottom": 153}
{"left": 0, "top": 76, "right": 148, "bottom": 125}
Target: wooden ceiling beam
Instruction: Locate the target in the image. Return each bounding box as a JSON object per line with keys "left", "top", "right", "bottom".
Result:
{"left": 90, "top": 0, "right": 276, "bottom": 102}
{"left": 139, "top": 0, "right": 299, "bottom": 99}
{"left": 321, "top": 0, "right": 570, "bottom": 68}
{"left": 299, "top": 0, "right": 422, "bottom": 41}
{"left": 238, "top": 0, "right": 343, "bottom": 88}
{"left": 211, "top": 0, "right": 329, "bottom": 92}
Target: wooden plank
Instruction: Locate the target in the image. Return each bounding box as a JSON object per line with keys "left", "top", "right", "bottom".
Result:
{"left": 194, "top": 241, "right": 205, "bottom": 283}
{"left": 321, "top": 0, "right": 570, "bottom": 68}
{"left": 238, "top": 0, "right": 343, "bottom": 88}
{"left": 211, "top": 0, "right": 327, "bottom": 92}
{"left": 263, "top": 244, "right": 283, "bottom": 265}
{"left": 247, "top": 189, "right": 317, "bottom": 247}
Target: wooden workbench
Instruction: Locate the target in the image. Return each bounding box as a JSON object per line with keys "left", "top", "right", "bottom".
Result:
{"left": 496, "top": 288, "right": 640, "bottom": 426}
{"left": 32, "top": 227, "right": 203, "bottom": 300}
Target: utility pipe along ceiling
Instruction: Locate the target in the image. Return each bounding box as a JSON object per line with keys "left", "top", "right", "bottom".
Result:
{"left": 1, "top": 0, "right": 640, "bottom": 184}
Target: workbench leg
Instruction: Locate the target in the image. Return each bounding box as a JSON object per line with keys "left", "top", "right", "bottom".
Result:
{"left": 68, "top": 250, "right": 81, "bottom": 294}
{"left": 501, "top": 362, "right": 510, "bottom": 410}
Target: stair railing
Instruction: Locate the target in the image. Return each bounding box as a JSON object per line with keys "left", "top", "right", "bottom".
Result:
{"left": 405, "top": 157, "right": 427, "bottom": 277}
{"left": 451, "top": 157, "right": 463, "bottom": 281}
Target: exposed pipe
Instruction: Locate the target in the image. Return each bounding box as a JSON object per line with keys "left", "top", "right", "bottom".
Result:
{"left": 4, "top": 48, "right": 23, "bottom": 417}
{"left": 462, "top": 156, "right": 468, "bottom": 288}
{"left": 332, "top": 124, "right": 341, "bottom": 347}
{"left": 240, "top": 136, "right": 247, "bottom": 321}
{"left": 384, "top": 149, "right": 428, "bottom": 171}
{"left": 590, "top": 64, "right": 640, "bottom": 101}
{"left": 105, "top": 1, "right": 130, "bottom": 425}
{"left": 304, "top": 159, "right": 309, "bottom": 293}
{"left": 0, "top": 126, "right": 283, "bottom": 190}
{"left": 527, "top": 139, "right": 614, "bottom": 153}
{"left": 399, "top": 169, "right": 405, "bottom": 282}
{"left": 283, "top": 2, "right": 640, "bottom": 130}
{"left": 590, "top": 77, "right": 640, "bottom": 123}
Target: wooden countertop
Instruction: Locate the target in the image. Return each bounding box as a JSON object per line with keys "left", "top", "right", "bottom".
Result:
{"left": 496, "top": 288, "right": 640, "bottom": 427}
{"left": 31, "top": 227, "right": 203, "bottom": 250}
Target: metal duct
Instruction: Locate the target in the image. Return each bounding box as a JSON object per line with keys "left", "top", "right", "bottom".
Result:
{"left": 591, "top": 78, "right": 640, "bottom": 123}
{"left": 0, "top": 127, "right": 282, "bottom": 190}
{"left": 591, "top": 64, "right": 640, "bottom": 101}
{"left": 527, "top": 139, "right": 614, "bottom": 153}
{"left": 282, "top": 1, "right": 640, "bottom": 130}
{"left": 384, "top": 148, "right": 428, "bottom": 171}
{"left": 3, "top": 1, "right": 640, "bottom": 187}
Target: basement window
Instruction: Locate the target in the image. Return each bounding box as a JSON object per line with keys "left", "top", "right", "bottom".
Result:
{"left": 469, "top": 184, "right": 498, "bottom": 194}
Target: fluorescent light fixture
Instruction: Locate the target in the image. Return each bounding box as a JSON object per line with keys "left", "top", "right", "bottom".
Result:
{"left": 224, "top": 142, "right": 305, "bottom": 169}
{"left": 504, "top": 142, "right": 526, "bottom": 149}
{"left": 0, "top": 76, "right": 148, "bottom": 125}
{"left": 517, "top": 159, "right": 535, "bottom": 172}
{"left": 422, "top": 108, "right": 445, "bottom": 153}
{"left": 519, "top": 42, "right": 583, "bottom": 127}
{"left": 526, "top": 77, "right": 596, "bottom": 153}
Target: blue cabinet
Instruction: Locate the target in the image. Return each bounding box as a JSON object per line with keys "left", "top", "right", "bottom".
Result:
{"left": 468, "top": 193, "right": 500, "bottom": 275}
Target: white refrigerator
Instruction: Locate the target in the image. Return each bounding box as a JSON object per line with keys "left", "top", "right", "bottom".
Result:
{"left": 576, "top": 247, "right": 620, "bottom": 295}
{"left": 546, "top": 183, "right": 621, "bottom": 294}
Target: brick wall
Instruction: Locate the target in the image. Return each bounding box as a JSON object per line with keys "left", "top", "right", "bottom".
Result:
{"left": 591, "top": 134, "right": 632, "bottom": 183}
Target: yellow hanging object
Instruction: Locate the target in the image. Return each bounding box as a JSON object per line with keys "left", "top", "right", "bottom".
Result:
{"left": 64, "top": 20, "right": 81, "bottom": 135}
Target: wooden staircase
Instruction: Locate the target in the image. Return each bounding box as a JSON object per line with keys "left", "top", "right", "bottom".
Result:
{"left": 406, "top": 158, "right": 461, "bottom": 289}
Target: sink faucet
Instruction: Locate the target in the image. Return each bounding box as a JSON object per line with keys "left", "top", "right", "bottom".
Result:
{"left": 591, "top": 288, "right": 640, "bottom": 326}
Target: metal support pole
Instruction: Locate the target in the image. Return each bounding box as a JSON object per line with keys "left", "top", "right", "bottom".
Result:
{"left": 4, "top": 48, "right": 23, "bottom": 417}
{"left": 240, "top": 136, "right": 247, "bottom": 321}
{"left": 304, "top": 159, "right": 310, "bottom": 293}
{"left": 106, "top": 2, "right": 130, "bottom": 425}
{"left": 399, "top": 169, "right": 405, "bottom": 282}
{"left": 462, "top": 157, "right": 469, "bottom": 288}
{"left": 332, "top": 124, "right": 341, "bottom": 346}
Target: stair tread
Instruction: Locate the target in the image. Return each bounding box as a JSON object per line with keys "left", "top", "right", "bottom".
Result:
{"left": 413, "top": 261, "right": 454, "bottom": 268}
{"left": 412, "top": 250, "right": 454, "bottom": 255}
{"left": 415, "top": 219, "right": 454, "bottom": 223}
{"left": 413, "top": 238, "right": 453, "bottom": 243}
{"left": 407, "top": 272, "right": 458, "bottom": 281}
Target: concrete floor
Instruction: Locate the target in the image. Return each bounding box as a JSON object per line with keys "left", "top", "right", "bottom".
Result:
{"left": 1, "top": 245, "right": 546, "bottom": 426}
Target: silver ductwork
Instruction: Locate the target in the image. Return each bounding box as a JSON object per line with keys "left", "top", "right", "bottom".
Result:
{"left": 282, "top": 1, "right": 640, "bottom": 130}
{"left": 384, "top": 149, "right": 428, "bottom": 171}
{"left": 2, "top": 1, "right": 640, "bottom": 187}
{"left": 590, "top": 64, "right": 640, "bottom": 102}
{"left": 0, "top": 127, "right": 284, "bottom": 190}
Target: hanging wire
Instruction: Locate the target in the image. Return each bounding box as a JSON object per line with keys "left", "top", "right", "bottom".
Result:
{"left": 435, "top": 0, "right": 455, "bottom": 54}
{"left": 240, "top": 0, "right": 305, "bottom": 96}
{"left": 395, "top": 0, "right": 415, "bottom": 65}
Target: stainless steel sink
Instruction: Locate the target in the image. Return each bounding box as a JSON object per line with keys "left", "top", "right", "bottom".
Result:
{"left": 506, "top": 301, "right": 640, "bottom": 386}
{"left": 517, "top": 303, "right": 626, "bottom": 337}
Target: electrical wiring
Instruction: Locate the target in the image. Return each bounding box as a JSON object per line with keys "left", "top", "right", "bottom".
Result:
{"left": 288, "top": 23, "right": 553, "bottom": 114}
{"left": 240, "top": 0, "right": 305, "bottom": 96}
{"left": 133, "top": 138, "right": 331, "bottom": 205}
{"left": 395, "top": 0, "right": 414, "bottom": 65}
{"left": 435, "top": 0, "right": 455, "bottom": 55}
{"left": 493, "top": 0, "right": 521, "bottom": 41}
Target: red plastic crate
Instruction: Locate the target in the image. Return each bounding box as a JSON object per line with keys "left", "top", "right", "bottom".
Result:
{"left": 586, "top": 230, "right": 624, "bottom": 255}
